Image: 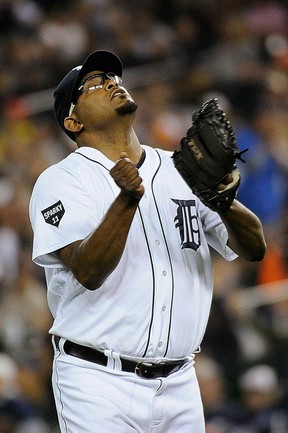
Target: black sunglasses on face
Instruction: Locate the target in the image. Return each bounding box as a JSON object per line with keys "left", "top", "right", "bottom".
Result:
{"left": 77, "top": 72, "right": 122, "bottom": 96}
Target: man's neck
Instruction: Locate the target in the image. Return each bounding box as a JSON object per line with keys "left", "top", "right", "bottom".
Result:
{"left": 77, "top": 127, "right": 143, "bottom": 164}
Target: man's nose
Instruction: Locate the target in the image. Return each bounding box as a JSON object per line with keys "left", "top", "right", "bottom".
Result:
{"left": 105, "top": 80, "right": 117, "bottom": 90}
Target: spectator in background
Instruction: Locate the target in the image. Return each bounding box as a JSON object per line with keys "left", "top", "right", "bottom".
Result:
{"left": 239, "top": 364, "right": 288, "bottom": 433}
{"left": 0, "top": 352, "right": 50, "bottom": 433}
{"left": 195, "top": 354, "right": 247, "bottom": 433}
{"left": 236, "top": 103, "right": 288, "bottom": 229}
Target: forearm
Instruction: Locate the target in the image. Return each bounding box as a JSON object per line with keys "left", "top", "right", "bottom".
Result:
{"left": 220, "top": 200, "right": 266, "bottom": 262}
{"left": 57, "top": 154, "right": 144, "bottom": 290}
{"left": 58, "top": 191, "right": 140, "bottom": 290}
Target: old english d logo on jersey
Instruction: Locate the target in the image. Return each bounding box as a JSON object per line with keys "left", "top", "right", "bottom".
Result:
{"left": 41, "top": 200, "right": 65, "bottom": 227}
{"left": 172, "top": 199, "right": 201, "bottom": 251}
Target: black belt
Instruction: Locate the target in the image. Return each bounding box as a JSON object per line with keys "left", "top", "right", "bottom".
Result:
{"left": 54, "top": 336, "right": 187, "bottom": 379}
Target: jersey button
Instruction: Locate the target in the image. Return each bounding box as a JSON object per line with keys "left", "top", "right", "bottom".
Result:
{"left": 162, "top": 271, "right": 167, "bottom": 276}
{"left": 155, "top": 240, "right": 160, "bottom": 245}
{"left": 162, "top": 306, "right": 166, "bottom": 312}
{"left": 158, "top": 341, "right": 163, "bottom": 347}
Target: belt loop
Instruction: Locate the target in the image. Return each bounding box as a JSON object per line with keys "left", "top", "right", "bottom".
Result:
{"left": 53, "top": 336, "right": 66, "bottom": 354}
{"left": 104, "top": 349, "right": 113, "bottom": 368}
{"left": 52, "top": 335, "right": 57, "bottom": 352}
{"left": 104, "top": 350, "right": 122, "bottom": 371}
{"left": 112, "top": 352, "right": 122, "bottom": 371}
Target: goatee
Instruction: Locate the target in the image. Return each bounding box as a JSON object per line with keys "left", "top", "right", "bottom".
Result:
{"left": 116, "top": 100, "right": 138, "bottom": 116}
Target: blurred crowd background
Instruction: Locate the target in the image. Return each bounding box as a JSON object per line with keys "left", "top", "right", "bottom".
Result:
{"left": 0, "top": 0, "right": 288, "bottom": 432}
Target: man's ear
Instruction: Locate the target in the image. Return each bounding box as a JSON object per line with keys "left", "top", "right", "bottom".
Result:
{"left": 64, "top": 116, "right": 84, "bottom": 134}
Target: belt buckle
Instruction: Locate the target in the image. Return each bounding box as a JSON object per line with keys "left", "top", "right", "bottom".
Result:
{"left": 135, "top": 361, "right": 154, "bottom": 378}
{"left": 135, "top": 360, "right": 167, "bottom": 379}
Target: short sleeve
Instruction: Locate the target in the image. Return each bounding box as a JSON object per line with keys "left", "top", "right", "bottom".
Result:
{"left": 199, "top": 201, "right": 238, "bottom": 261}
{"left": 29, "top": 165, "right": 100, "bottom": 267}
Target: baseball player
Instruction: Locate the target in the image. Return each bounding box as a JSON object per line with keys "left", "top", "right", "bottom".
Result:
{"left": 29, "top": 50, "right": 266, "bottom": 433}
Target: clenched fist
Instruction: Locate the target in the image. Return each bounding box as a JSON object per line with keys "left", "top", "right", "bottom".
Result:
{"left": 110, "top": 152, "right": 144, "bottom": 200}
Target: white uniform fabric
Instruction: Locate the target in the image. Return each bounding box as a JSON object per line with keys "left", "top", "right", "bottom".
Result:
{"left": 30, "top": 144, "right": 237, "bottom": 433}
{"left": 30, "top": 145, "right": 236, "bottom": 360}
{"left": 52, "top": 337, "right": 205, "bottom": 433}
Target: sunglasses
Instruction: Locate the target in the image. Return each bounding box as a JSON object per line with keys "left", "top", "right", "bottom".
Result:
{"left": 77, "top": 72, "right": 122, "bottom": 96}
{"left": 69, "top": 72, "right": 123, "bottom": 116}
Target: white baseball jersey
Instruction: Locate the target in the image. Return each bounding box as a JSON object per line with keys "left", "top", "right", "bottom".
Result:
{"left": 29, "top": 145, "right": 237, "bottom": 360}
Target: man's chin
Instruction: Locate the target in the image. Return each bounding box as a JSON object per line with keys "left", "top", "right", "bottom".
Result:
{"left": 116, "top": 100, "right": 138, "bottom": 116}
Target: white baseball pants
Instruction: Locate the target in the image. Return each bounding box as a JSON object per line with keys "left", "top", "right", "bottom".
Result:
{"left": 52, "top": 339, "right": 205, "bottom": 433}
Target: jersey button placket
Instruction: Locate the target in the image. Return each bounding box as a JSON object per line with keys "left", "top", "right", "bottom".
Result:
{"left": 150, "top": 230, "right": 172, "bottom": 357}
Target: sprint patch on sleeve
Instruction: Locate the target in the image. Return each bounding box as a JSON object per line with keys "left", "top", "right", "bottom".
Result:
{"left": 41, "top": 200, "right": 65, "bottom": 227}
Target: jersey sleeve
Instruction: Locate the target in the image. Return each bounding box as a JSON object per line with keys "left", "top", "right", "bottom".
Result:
{"left": 199, "top": 201, "right": 238, "bottom": 261}
{"left": 29, "top": 165, "right": 101, "bottom": 268}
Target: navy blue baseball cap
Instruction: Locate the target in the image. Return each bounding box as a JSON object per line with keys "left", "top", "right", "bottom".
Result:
{"left": 54, "top": 50, "right": 123, "bottom": 141}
